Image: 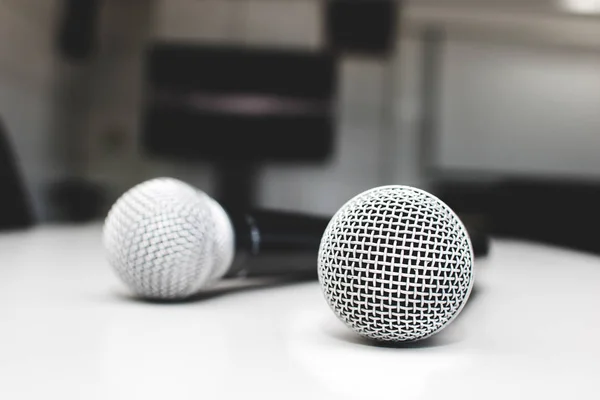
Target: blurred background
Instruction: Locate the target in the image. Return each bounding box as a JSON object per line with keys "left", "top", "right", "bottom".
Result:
{"left": 2, "top": 0, "right": 600, "bottom": 252}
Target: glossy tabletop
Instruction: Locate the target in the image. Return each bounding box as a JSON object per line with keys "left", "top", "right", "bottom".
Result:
{"left": 0, "top": 224, "right": 598, "bottom": 399}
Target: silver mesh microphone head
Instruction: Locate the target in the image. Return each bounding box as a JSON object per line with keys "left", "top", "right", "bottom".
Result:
{"left": 318, "top": 185, "right": 474, "bottom": 342}
{"left": 102, "top": 178, "right": 235, "bottom": 299}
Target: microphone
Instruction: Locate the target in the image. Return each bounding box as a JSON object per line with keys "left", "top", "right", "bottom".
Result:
{"left": 102, "top": 177, "right": 328, "bottom": 299}
{"left": 318, "top": 185, "right": 475, "bottom": 342}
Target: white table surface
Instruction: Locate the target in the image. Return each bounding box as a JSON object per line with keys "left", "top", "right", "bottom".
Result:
{"left": 0, "top": 223, "right": 599, "bottom": 399}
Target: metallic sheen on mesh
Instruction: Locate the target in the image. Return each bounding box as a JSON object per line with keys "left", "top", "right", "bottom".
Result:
{"left": 318, "top": 186, "right": 474, "bottom": 342}
{"left": 102, "top": 178, "right": 234, "bottom": 299}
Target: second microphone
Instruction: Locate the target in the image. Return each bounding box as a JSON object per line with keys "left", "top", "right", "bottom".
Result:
{"left": 103, "top": 177, "right": 329, "bottom": 299}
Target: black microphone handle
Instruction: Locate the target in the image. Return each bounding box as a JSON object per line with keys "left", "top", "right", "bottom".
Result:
{"left": 222, "top": 208, "right": 490, "bottom": 279}
{"left": 225, "top": 209, "right": 330, "bottom": 278}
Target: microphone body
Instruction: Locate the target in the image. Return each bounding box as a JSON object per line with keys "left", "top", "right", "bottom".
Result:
{"left": 103, "top": 178, "right": 327, "bottom": 299}
{"left": 226, "top": 209, "right": 328, "bottom": 278}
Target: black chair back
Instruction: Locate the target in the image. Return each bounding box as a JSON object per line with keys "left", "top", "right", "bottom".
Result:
{"left": 0, "top": 120, "right": 34, "bottom": 229}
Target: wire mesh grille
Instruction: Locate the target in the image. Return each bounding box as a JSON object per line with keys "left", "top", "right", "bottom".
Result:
{"left": 318, "top": 186, "right": 474, "bottom": 342}
{"left": 103, "top": 178, "right": 234, "bottom": 299}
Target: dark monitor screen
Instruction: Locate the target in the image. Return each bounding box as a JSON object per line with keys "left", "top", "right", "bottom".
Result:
{"left": 140, "top": 43, "right": 337, "bottom": 162}
{"left": 325, "top": 0, "right": 398, "bottom": 55}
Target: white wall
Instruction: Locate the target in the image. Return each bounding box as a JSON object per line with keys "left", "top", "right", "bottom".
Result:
{"left": 0, "top": 0, "right": 62, "bottom": 220}
{"left": 437, "top": 37, "right": 600, "bottom": 178}
{"left": 154, "top": 0, "right": 322, "bottom": 50}
{"left": 404, "top": 4, "right": 600, "bottom": 180}
{"left": 393, "top": 35, "right": 426, "bottom": 188}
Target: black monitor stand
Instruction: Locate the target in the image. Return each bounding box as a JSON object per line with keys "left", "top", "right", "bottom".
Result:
{"left": 214, "top": 161, "right": 260, "bottom": 213}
